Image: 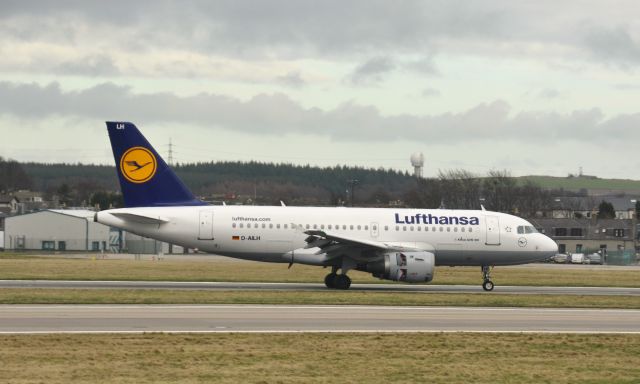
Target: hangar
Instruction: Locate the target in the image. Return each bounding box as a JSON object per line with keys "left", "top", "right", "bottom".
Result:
{"left": 4, "top": 209, "right": 113, "bottom": 251}
{"left": 3, "top": 209, "right": 182, "bottom": 254}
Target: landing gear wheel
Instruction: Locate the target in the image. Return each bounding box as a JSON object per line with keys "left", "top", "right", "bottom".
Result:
{"left": 481, "top": 265, "right": 494, "bottom": 292}
{"left": 324, "top": 273, "right": 337, "bottom": 289}
{"left": 334, "top": 274, "right": 351, "bottom": 290}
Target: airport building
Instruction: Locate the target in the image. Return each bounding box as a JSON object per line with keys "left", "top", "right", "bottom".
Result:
{"left": 530, "top": 217, "right": 636, "bottom": 260}
{"left": 3, "top": 209, "right": 182, "bottom": 254}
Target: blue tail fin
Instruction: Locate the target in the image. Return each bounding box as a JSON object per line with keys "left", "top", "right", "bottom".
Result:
{"left": 106, "top": 121, "right": 206, "bottom": 208}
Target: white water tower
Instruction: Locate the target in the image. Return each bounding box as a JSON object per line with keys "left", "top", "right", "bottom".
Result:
{"left": 410, "top": 152, "right": 424, "bottom": 178}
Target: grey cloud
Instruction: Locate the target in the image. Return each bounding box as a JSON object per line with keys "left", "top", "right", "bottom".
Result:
{"left": 0, "top": 81, "right": 637, "bottom": 145}
{"left": 275, "top": 71, "right": 306, "bottom": 88}
{"left": 1, "top": 1, "right": 631, "bottom": 62}
{"left": 584, "top": 26, "right": 640, "bottom": 68}
{"left": 404, "top": 56, "right": 438, "bottom": 75}
{"left": 538, "top": 88, "right": 561, "bottom": 99}
{"left": 55, "top": 55, "right": 120, "bottom": 77}
{"left": 348, "top": 57, "right": 395, "bottom": 85}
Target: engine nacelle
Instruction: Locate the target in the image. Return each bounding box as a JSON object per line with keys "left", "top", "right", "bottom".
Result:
{"left": 359, "top": 251, "right": 435, "bottom": 283}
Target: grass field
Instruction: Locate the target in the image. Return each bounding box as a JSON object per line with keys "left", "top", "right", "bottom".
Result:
{"left": 1, "top": 256, "right": 639, "bottom": 287}
{"left": 1, "top": 333, "right": 638, "bottom": 383}
{"left": 2, "top": 288, "right": 640, "bottom": 308}
{"left": 519, "top": 175, "right": 640, "bottom": 192}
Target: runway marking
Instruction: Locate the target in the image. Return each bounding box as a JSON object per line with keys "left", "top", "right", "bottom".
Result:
{"left": 2, "top": 330, "right": 640, "bottom": 335}
{"left": 2, "top": 304, "right": 639, "bottom": 314}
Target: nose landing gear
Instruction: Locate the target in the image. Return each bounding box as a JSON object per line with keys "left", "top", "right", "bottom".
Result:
{"left": 481, "top": 265, "right": 494, "bottom": 291}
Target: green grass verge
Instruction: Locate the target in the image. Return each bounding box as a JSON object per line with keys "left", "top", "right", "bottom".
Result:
{"left": 519, "top": 175, "right": 640, "bottom": 191}
{"left": 2, "top": 289, "right": 640, "bottom": 308}
{"left": 1, "top": 333, "right": 639, "bottom": 383}
{"left": 1, "top": 257, "right": 639, "bottom": 287}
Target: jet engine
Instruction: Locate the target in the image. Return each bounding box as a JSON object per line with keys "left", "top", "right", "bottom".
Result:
{"left": 358, "top": 251, "right": 435, "bottom": 283}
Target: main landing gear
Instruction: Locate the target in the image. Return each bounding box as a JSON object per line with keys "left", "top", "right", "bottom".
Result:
{"left": 481, "top": 265, "right": 494, "bottom": 292}
{"left": 324, "top": 267, "right": 351, "bottom": 290}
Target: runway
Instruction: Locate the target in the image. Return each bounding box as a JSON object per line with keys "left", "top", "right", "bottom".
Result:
{"left": 1, "top": 280, "right": 640, "bottom": 296}
{"left": 1, "top": 304, "right": 639, "bottom": 334}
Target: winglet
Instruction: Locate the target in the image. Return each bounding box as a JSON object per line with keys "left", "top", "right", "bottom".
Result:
{"left": 106, "top": 122, "right": 206, "bottom": 208}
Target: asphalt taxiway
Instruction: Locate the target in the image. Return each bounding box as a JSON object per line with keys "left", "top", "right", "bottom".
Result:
{"left": 0, "top": 305, "right": 638, "bottom": 334}
{"left": 1, "top": 280, "right": 639, "bottom": 296}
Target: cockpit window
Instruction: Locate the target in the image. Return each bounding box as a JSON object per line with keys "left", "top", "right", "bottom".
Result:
{"left": 517, "top": 225, "right": 538, "bottom": 234}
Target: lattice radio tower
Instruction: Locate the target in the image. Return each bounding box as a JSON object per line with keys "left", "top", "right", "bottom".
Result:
{"left": 168, "top": 138, "right": 174, "bottom": 166}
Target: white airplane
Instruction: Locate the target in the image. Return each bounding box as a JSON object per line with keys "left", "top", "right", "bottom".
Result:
{"left": 96, "top": 122, "right": 558, "bottom": 291}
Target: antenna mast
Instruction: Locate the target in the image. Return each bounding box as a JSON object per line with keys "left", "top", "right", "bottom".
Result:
{"left": 168, "top": 138, "right": 174, "bottom": 166}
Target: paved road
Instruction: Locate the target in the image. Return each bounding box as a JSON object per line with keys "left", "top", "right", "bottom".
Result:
{"left": 1, "top": 280, "right": 640, "bottom": 296}
{"left": 0, "top": 305, "right": 638, "bottom": 334}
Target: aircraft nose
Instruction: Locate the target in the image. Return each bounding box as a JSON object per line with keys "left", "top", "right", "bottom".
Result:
{"left": 541, "top": 236, "right": 558, "bottom": 256}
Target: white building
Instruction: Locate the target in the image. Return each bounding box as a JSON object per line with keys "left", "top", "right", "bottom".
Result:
{"left": 4, "top": 209, "right": 111, "bottom": 251}
{"left": 3, "top": 209, "right": 183, "bottom": 253}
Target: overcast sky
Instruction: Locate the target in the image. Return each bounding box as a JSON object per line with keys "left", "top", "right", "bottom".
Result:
{"left": 1, "top": 1, "right": 639, "bottom": 178}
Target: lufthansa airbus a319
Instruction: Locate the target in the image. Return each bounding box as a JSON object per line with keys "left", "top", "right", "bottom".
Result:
{"left": 95, "top": 122, "right": 558, "bottom": 291}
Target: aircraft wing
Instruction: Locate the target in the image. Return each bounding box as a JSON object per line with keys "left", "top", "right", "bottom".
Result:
{"left": 303, "top": 230, "right": 428, "bottom": 260}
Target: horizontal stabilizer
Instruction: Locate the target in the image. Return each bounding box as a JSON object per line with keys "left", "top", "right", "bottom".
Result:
{"left": 110, "top": 212, "right": 170, "bottom": 225}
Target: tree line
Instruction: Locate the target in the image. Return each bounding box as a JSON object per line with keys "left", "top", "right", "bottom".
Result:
{"left": 0, "top": 158, "right": 606, "bottom": 218}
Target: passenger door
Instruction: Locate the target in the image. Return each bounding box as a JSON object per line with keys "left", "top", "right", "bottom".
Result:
{"left": 484, "top": 215, "right": 500, "bottom": 245}
{"left": 198, "top": 210, "right": 214, "bottom": 240}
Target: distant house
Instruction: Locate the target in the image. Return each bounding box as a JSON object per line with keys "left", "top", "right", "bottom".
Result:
{"left": 0, "top": 195, "right": 19, "bottom": 215}
{"left": 530, "top": 217, "right": 636, "bottom": 254}
{"left": 12, "top": 190, "right": 47, "bottom": 212}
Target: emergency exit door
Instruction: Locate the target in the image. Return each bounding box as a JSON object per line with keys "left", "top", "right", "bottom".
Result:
{"left": 198, "top": 211, "right": 214, "bottom": 240}
{"left": 484, "top": 215, "right": 500, "bottom": 245}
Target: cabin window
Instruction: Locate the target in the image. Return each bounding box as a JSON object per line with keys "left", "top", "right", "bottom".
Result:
{"left": 350, "top": 225, "right": 354, "bottom": 230}
{"left": 432, "top": 227, "right": 436, "bottom": 232}
{"left": 384, "top": 225, "right": 389, "bottom": 231}
{"left": 328, "top": 225, "right": 332, "bottom": 230}
{"left": 365, "top": 225, "right": 369, "bottom": 230}
{"left": 254, "top": 223, "right": 258, "bottom": 228}
{"left": 262, "top": 223, "right": 266, "bottom": 228}
{"left": 284, "top": 224, "right": 288, "bottom": 229}
{"left": 269, "top": 224, "right": 273, "bottom": 229}
{"left": 446, "top": 227, "right": 450, "bottom": 232}
{"left": 276, "top": 224, "right": 281, "bottom": 229}
{"left": 313, "top": 224, "right": 317, "bottom": 229}
{"left": 403, "top": 226, "right": 407, "bottom": 231}
{"left": 469, "top": 227, "right": 473, "bottom": 233}
{"left": 239, "top": 223, "right": 244, "bottom": 228}
{"left": 343, "top": 225, "right": 347, "bottom": 230}
{"left": 461, "top": 227, "right": 465, "bottom": 232}
{"left": 410, "top": 226, "right": 414, "bottom": 231}
{"left": 305, "top": 224, "right": 310, "bottom": 229}
{"left": 439, "top": 227, "right": 443, "bottom": 232}
{"left": 357, "top": 225, "right": 361, "bottom": 230}
{"left": 417, "top": 226, "right": 421, "bottom": 231}
{"left": 232, "top": 223, "right": 236, "bottom": 228}
{"left": 454, "top": 227, "right": 458, "bottom": 232}
{"left": 395, "top": 226, "right": 399, "bottom": 231}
